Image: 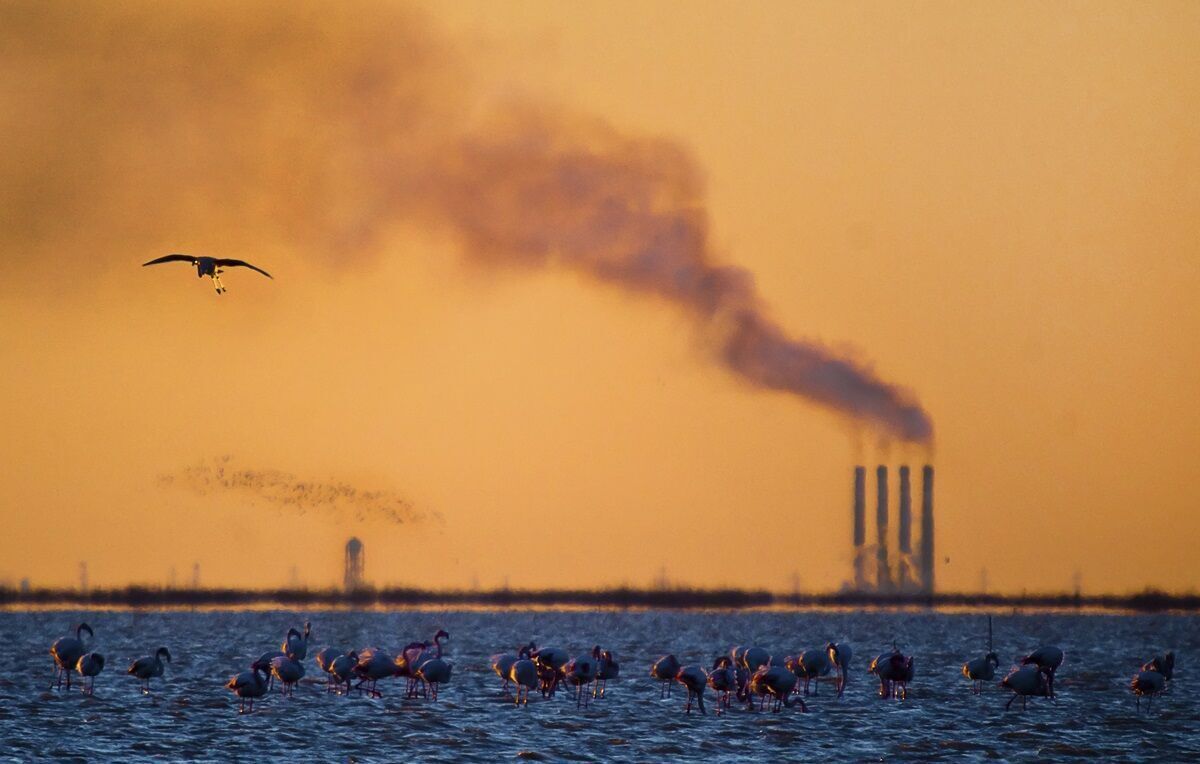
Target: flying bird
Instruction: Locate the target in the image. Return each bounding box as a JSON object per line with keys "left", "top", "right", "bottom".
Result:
{"left": 142, "top": 254, "right": 273, "bottom": 294}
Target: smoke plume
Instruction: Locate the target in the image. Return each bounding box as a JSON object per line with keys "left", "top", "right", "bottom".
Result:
{"left": 1, "top": 0, "right": 932, "bottom": 442}
{"left": 158, "top": 456, "right": 433, "bottom": 526}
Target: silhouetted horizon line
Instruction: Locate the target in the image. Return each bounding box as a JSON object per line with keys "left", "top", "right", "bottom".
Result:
{"left": 2, "top": 584, "right": 1197, "bottom": 612}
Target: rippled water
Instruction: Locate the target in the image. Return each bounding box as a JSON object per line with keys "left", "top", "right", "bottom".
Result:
{"left": 0, "top": 609, "right": 1195, "bottom": 762}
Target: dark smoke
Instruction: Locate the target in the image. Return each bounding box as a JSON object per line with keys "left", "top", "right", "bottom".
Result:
{"left": 1, "top": 1, "right": 933, "bottom": 442}
{"left": 157, "top": 456, "right": 434, "bottom": 526}
{"left": 420, "top": 106, "right": 933, "bottom": 441}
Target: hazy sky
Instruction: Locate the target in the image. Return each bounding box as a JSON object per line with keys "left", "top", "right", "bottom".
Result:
{"left": 2, "top": 1, "right": 1197, "bottom": 594}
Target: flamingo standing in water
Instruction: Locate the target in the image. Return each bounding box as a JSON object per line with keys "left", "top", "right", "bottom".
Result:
{"left": 562, "top": 649, "right": 598, "bottom": 708}
{"left": 869, "top": 649, "right": 914, "bottom": 699}
{"left": 226, "top": 661, "right": 270, "bottom": 714}
{"left": 533, "top": 647, "right": 569, "bottom": 698}
{"left": 283, "top": 622, "right": 311, "bottom": 661}
{"left": 395, "top": 641, "right": 432, "bottom": 698}
{"left": 1131, "top": 669, "right": 1167, "bottom": 713}
{"left": 328, "top": 651, "right": 358, "bottom": 696}
{"left": 651, "top": 655, "right": 681, "bottom": 698}
{"left": 793, "top": 648, "right": 832, "bottom": 696}
{"left": 594, "top": 648, "right": 619, "bottom": 699}
{"left": 75, "top": 653, "right": 105, "bottom": 696}
{"left": 50, "top": 623, "right": 94, "bottom": 691}
{"left": 128, "top": 647, "right": 171, "bottom": 694}
{"left": 707, "top": 657, "right": 738, "bottom": 714}
{"left": 826, "top": 642, "right": 852, "bottom": 697}
{"left": 416, "top": 657, "right": 453, "bottom": 701}
{"left": 492, "top": 642, "right": 535, "bottom": 697}
{"left": 315, "top": 647, "right": 340, "bottom": 692}
{"left": 749, "top": 665, "right": 806, "bottom": 712}
{"left": 962, "top": 653, "right": 999, "bottom": 694}
{"left": 353, "top": 648, "right": 396, "bottom": 698}
{"left": 675, "top": 665, "right": 708, "bottom": 715}
{"left": 509, "top": 657, "right": 539, "bottom": 707}
{"left": 1020, "top": 646, "right": 1064, "bottom": 699}
{"left": 270, "top": 655, "right": 305, "bottom": 697}
{"left": 1001, "top": 665, "right": 1050, "bottom": 710}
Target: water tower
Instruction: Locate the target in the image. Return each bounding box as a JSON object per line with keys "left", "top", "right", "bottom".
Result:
{"left": 344, "top": 537, "right": 365, "bottom": 591}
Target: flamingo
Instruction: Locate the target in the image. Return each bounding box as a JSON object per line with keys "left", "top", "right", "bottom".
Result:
{"left": 1141, "top": 651, "right": 1174, "bottom": 681}
{"left": 794, "top": 648, "right": 832, "bottom": 696}
{"left": 315, "top": 647, "right": 340, "bottom": 692}
{"left": 142, "top": 254, "right": 273, "bottom": 294}
{"left": 394, "top": 641, "right": 431, "bottom": 698}
{"left": 675, "top": 665, "right": 708, "bottom": 715}
{"left": 50, "top": 623, "right": 93, "bottom": 691}
{"left": 962, "top": 653, "right": 1000, "bottom": 694}
{"left": 255, "top": 649, "right": 286, "bottom": 690}
{"left": 75, "top": 653, "right": 105, "bottom": 696}
{"left": 650, "top": 654, "right": 681, "bottom": 698}
{"left": 1020, "top": 646, "right": 1064, "bottom": 698}
{"left": 736, "top": 646, "right": 771, "bottom": 673}
{"left": 1001, "top": 665, "right": 1050, "bottom": 710}
{"left": 1131, "top": 669, "right": 1167, "bottom": 713}
{"left": 491, "top": 641, "right": 535, "bottom": 697}
{"left": 509, "top": 658, "right": 539, "bottom": 707}
{"left": 405, "top": 630, "right": 450, "bottom": 699}
{"left": 353, "top": 648, "right": 397, "bottom": 698}
{"left": 282, "top": 622, "right": 311, "bottom": 661}
{"left": 127, "top": 647, "right": 171, "bottom": 694}
{"left": 269, "top": 655, "right": 305, "bottom": 696}
{"left": 749, "top": 665, "right": 806, "bottom": 712}
{"left": 594, "top": 648, "right": 619, "bottom": 699}
{"left": 416, "top": 657, "right": 453, "bottom": 701}
{"left": 826, "top": 642, "right": 852, "bottom": 697}
{"left": 533, "top": 647, "right": 569, "bottom": 698}
{"left": 562, "top": 650, "right": 598, "bottom": 708}
{"left": 328, "top": 651, "right": 358, "bottom": 696}
{"left": 226, "top": 661, "right": 270, "bottom": 714}
{"left": 707, "top": 656, "right": 738, "bottom": 713}
{"left": 869, "top": 649, "right": 913, "bottom": 699}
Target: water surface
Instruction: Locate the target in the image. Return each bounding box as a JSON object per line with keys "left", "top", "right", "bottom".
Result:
{"left": 1, "top": 609, "right": 1194, "bottom": 762}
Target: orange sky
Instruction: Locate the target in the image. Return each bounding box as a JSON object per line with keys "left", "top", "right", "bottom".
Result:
{"left": 1, "top": 0, "right": 1198, "bottom": 594}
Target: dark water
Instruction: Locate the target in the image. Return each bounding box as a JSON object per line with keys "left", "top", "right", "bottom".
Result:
{"left": 0, "top": 609, "right": 1194, "bottom": 762}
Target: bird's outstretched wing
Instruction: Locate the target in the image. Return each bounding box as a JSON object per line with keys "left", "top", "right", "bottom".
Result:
{"left": 142, "top": 254, "right": 197, "bottom": 267}
{"left": 215, "top": 259, "right": 273, "bottom": 279}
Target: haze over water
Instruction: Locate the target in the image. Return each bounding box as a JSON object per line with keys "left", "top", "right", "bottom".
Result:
{"left": 4, "top": 609, "right": 1196, "bottom": 762}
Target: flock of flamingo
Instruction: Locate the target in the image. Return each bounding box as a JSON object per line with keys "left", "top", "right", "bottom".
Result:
{"left": 47, "top": 621, "right": 1175, "bottom": 715}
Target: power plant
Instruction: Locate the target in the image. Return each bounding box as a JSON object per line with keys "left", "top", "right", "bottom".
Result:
{"left": 850, "top": 464, "right": 935, "bottom": 593}
{"left": 344, "top": 537, "right": 365, "bottom": 591}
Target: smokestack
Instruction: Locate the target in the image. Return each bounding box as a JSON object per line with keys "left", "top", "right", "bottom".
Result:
{"left": 920, "top": 465, "right": 935, "bottom": 594}
{"left": 853, "top": 466, "right": 866, "bottom": 588}
{"left": 876, "top": 465, "right": 891, "bottom": 591}
{"left": 898, "top": 465, "right": 912, "bottom": 589}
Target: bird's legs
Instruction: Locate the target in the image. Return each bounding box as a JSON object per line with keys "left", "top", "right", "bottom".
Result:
{"left": 212, "top": 268, "right": 226, "bottom": 294}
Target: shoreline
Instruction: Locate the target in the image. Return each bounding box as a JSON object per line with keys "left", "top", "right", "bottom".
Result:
{"left": 2, "top": 586, "right": 1196, "bottom": 613}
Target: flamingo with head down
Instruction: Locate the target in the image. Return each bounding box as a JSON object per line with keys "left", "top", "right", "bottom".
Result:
{"left": 749, "top": 665, "right": 807, "bottom": 713}
{"left": 651, "top": 654, "right": 681, "bottom": 699}
{"left": 826, "top": 642, "right": 852, "bottom": 697}
{"left": 594, "top": 647, "right": 619, "bottom": 699}
{"left": 675, "top": 664, "right": 708, "bottom": 715}
{"left": 226, "top": 661, "right": 270, "bottom": 714}
{"left": 75, "top": 653, "right": 105, "bottom": 696}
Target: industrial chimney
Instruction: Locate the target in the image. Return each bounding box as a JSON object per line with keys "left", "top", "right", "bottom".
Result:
{"left": 876, "top": 465, "right": 892, "bottom": 591}
{"left": 898, "top": 465, "right": 912, "bottom": 590}
{"left": 853, "top": 466, "right": 866, "bottom": 588}
{"left": 920, "top": 465, "right": 935, "bottom": 594}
